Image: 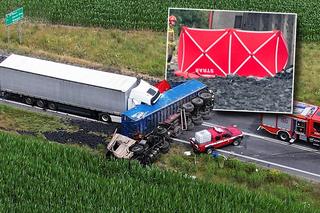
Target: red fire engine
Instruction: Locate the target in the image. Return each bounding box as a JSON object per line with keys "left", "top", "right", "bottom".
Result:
{"left": 258, "top": 102, "right": 320, "bottom": 147}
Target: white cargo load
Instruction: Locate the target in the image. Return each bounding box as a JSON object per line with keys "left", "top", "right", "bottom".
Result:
{"left": 195, "top": 130, "right": 212, "bottom": 144}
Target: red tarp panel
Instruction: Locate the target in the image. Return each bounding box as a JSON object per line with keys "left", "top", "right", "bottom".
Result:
{"left": 176, "top": 27, "right": 289, "bottom": 78}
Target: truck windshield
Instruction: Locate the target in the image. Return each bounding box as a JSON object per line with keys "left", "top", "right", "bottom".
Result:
{"left": 147, "top": 88, "right": 157, "bottom": 96}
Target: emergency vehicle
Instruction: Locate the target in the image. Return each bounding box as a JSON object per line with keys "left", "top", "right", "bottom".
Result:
{"left": 190, "top": 126, "right": 243, "bottom": 154}
{"left": 258, "top": 102, "right": 320, "bottom": 146}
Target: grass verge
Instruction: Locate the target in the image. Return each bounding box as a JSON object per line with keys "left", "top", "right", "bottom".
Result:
{"left": 0, "top": 22, "right": 166, "bottom": 77}
{"left": 157, "top": 143, "right": 320, "bottom": 209}
{"left": 0, "top": 104, "right": 74, "bottom": 133}
{"left": 0, "top": 131, "right": 318, "bottom": 212}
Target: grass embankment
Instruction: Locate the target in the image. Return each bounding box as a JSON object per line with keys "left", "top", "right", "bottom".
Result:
{"left": 0, "top": 104, "right": 74, "bottom": 134}
{"left": 0, "top": 131, "right": 318, "bottom": 212}
{"left": 0, "top": 22, "right": 166, "bottom": 77}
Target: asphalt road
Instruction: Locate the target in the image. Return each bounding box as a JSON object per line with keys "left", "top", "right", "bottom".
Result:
{"left": 176, "top": 111, "right": 320, "bottom": 182}
{"left": 1, "top": 98, "right": 320, "bottom": 182}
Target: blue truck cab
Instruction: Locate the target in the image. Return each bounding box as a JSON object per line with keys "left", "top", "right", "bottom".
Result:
{"left": 121, "top": 80, "right": 208, "bottom": 138}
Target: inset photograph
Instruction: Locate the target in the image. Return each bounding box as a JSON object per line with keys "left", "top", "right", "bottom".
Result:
{"left": 166, "top": 8, "right": 297, "bottom": 113}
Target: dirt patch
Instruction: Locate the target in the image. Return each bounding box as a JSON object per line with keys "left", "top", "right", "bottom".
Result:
{"left": 66, "top": 119, "right": 120, "bottom": 135}
{"left": 44, "top": 119, "right": 119, "bottom": 148}
{"left": 43, "top": 130, "right": 107, "bottom": 148}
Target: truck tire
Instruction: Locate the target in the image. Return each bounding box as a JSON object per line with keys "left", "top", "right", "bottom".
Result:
{"left": 130, "top": 144, "right": 144, "bottom": 155}
{"left": 25, "top": 97, "right": 33, "bottom": 105}
{"left": 278, "top": 131, "right": 290, "bottom": 142}
{"left": 191, "top": 97, "right": 204, "bottom": 107}
{"left": 1, "top": 92, "right": 10, "bottom": 99}
{"left": 48, "top": 102, "right": 57, "bottom": 110}
{"left": 173, "top": 126, "right": 182, "bottom": 137}
{"left": 142, "top": 156, "right": 152, "bottom": 166}
{"left": 192, "top": 114, "right": 203, "bottom": 125}
{"left": 200, "top": 108, "right": 212, "bottom": 120}
{"left": 199, "top": 92, "right": 212, "bottom": 101}
{"left": 36, "top": 99, "right": 45, "bottom": 108}
{"left": 159, "top": 141, "right": 170, "bottom": 154}
{"left": 182, "top": 102, "right": 194, "bottom": 113}
{"left": 155, "top": 126, "right": 168, "bottom": 136}
{"left": 99, "top": 113, "right": 111, "bottom": 123}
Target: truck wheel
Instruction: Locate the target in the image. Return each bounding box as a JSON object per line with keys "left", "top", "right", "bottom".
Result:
{"left": 99, "top": 113, "right": 111, "bottom": 122}
{"left": 182, "top": 102, "right": 194, "bottom": 113}
{"left": 48, "top": 102, "right": 57, "bottom": 110}
{"left": 130, "top": 144, "right": 144, "bottom": 155}
{"left": 173, "top": 126, "right": 182, "bottom": 137}
{"left": 159, "top": 141, "right": 170, "bottom": 154}
{"left": 199, "top": 92, "right": 212, "bottom": 101}
{"left": 142, "top": 156, "right": 152, "bottom": 166}
{"left": 155, "top": 126, "right": 168, "bottom": 136}
{"left": 192, "top": 114, "right": 203, "bottom": 125}
{"left": 200, "top": 108, "right": 212, "bottom": 120}
{"left": 191, "top": 97, "right": 204, "bottom": 107}
{"left": 233, "top": 138, "right": 242, "bottom": 146}
{"left": 36, "top": 99, "right": 45, "bottom": 108}
{"left": 278, "top": 131, "right": 290, "bottom": 141}
{"left": 25, "top": 97, "right": 33, "bottom": 105}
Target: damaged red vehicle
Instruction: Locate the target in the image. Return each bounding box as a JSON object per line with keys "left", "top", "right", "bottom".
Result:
{"left": 190, "top": 126, "right": 243, "bottom": 154}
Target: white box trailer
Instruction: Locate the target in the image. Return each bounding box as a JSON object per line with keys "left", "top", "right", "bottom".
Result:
{"left": 0, "top": 54, "right": 160, "bottom": 122}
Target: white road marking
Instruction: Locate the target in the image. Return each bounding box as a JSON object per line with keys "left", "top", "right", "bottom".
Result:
{"left": 172, "top": 138, "right": 320, "bottom": 179}
{"left": 202, "top": 122, "right": 320, "bottom": 154}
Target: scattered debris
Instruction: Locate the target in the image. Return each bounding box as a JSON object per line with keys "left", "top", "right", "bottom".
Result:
{"left": 43, "top": 130, "right": 108, "bottom": 149}
{"left": 167, "top": 69, "right": 293, "bottom": 112}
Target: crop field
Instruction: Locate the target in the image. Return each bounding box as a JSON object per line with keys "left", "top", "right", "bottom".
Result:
{"left": 0, "top": 0, "right": 319, "bottom": 41}
{"left": 0, "top": 131, "right": 318, "bottom": 212}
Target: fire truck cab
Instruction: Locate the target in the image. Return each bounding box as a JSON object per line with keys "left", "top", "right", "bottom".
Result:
{"left": 258, "top": 102, "right": 320, "bottom": 147}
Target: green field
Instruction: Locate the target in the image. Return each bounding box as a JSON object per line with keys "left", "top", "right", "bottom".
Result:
{"left": 0, "top": 131, "right": 318, "bottom": 212}
{"left": 0, "top": 23, "right": 166, "bottom": 77}
{"left": 0, "top": 0, "right": 319, "bottom": 41}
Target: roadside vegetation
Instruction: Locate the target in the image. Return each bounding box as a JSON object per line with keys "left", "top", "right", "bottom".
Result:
{"left": 0, "top": 131, "right": 319, "bottom": 212}
{"left": 157, "top": 144, "right": 320, "bottom": 209}
{"left": 295, "top": 42, "right": 320, "bottom": 105}
{"left": 0, "top": 22, "right": 166, "bottom": 77}
{"left": 0, "top": 104, "right": 75, "bottom": 134}
{"left": 0, "top": 0, "right": 319, "bottom": 41}
{"left": 1, "top": 22, "right": 320, "bottom": 106}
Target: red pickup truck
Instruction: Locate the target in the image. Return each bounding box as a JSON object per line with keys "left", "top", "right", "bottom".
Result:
{"left": 190, "top": 126, "right": 243, "bottom": 154}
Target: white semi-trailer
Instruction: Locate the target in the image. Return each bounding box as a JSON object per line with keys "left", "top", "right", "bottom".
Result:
{"left": 0, "top": 54, "right": 160, "bottom": 122}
